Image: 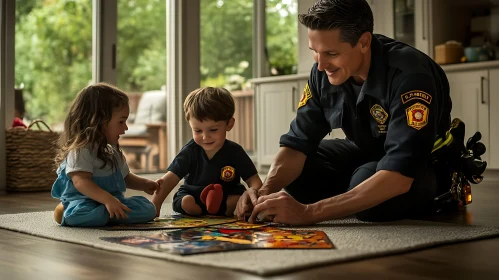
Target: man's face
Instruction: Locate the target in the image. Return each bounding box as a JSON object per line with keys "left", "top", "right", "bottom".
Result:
{"left": 308, "top": 28, "right": 365, "bottom": 86}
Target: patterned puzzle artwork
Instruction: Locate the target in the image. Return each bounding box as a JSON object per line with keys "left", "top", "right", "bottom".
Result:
{"left": 101, "top": 226, "right": 334, "bottom": 255}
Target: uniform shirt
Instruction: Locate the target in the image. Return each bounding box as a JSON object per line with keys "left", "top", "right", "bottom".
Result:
{"left": 280, "top": 34, "right": 452, "bottom": 178}
{"left": 168, "top": 139, "right": 258, "bottom": 186}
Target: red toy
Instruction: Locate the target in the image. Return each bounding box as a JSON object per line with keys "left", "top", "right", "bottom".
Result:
{"left": 200, "top": 183, "right": 223, "bottom": 214}
{"left": 12, "top": 117, "right": 27, "bottom": 128}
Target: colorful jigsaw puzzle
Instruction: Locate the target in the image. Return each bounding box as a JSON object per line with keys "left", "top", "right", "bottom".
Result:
{"left": 209, "top": 221, "right": 269, "bottom": 230}
{"left": 101, "top": 226, "right": 334, "bottom": 255}
{"left": 101, "top": 214, "right": 237, "bottom": 230}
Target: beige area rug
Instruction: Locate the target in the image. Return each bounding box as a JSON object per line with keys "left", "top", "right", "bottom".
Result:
{"left": 1, "top": 205, "right": 499, "bottom": 276}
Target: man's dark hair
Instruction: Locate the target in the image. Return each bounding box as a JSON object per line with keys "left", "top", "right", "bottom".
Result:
{"left": 298, "top": 0, "right": 374, "bottom": 46}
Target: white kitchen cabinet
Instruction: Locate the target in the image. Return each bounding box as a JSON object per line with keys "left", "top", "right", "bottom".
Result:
{"left": 446, "top": 70, "right": 491, "bottom": 166}
{"left": 253, "top": 74, "right": 308, "bottom": 171}
{"left": 489, "top": 69, "right": 499, "bottom": 169}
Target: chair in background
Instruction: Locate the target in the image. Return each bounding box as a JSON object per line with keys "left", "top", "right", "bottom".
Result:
{"left": 120, "top": 90, "right": 168, "bottom": 173}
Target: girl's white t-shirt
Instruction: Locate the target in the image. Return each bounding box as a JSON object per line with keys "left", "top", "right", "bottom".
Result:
{"left": 65, "top": 144, "right": 130, "bottom": 178}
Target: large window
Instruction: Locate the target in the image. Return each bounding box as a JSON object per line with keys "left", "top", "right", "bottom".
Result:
{"left": 117, "top": 0, "right": 167, "bottom": 174}
{"left": 15, "top": 0, "right": 93, "bottom": 130}
{"left": 200, "top": 0, "right": 297, "bottom": 156}
{"left": 266, "top": 0, "right": 298, "bottom": 76}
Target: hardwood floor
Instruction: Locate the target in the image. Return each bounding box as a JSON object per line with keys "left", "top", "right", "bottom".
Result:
{"left": 1, "top": 179, "right": 498, "bottom": 279}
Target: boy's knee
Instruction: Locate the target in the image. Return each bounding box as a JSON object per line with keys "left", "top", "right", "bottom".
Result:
{"left": 181, "top": 195, "right": 202, "bottom": 216}
{"left": 225, "top": 195, "right": 240, "bottom": 216}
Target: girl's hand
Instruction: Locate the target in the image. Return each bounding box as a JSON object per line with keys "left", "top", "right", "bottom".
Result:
{"left": 143, "top": 180, "right": 160, "bottom": 195}
{"left": 105, "top": 197, "right": 132, "bottom": 220}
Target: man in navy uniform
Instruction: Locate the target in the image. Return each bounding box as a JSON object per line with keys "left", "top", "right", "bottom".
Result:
{"left": 235, "top": 0, "right": 452, "bottom": 224}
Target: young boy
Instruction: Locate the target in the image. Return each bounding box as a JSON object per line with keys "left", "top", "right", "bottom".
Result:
{"left": 152, "top": 87, "right": 262, "bottom": 217}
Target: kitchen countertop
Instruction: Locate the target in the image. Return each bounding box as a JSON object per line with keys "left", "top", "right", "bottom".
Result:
{"left": 250, "top": 60, "right": 499, "bottom": 84}
{"left": 440, "top": 60, "right": 499, "bottom": 72}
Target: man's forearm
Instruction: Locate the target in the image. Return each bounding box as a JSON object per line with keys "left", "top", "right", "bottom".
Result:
{"left": 259, "top": 147, "right": 306, "bottom": 195}
{"left": 310, "top": 170, "right": 413, "bottom": 222}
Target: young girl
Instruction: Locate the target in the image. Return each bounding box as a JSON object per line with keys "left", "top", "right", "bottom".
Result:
{"left": 51, "top": 83, "right": 158, "bottom": 227}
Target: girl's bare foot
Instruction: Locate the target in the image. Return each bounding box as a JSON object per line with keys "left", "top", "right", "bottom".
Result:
{"left": 54, "top": 202, "right": 64, "bottom": 224}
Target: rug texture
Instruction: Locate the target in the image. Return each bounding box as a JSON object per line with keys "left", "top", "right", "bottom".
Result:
{"left": 1, "top": 205, "right": 499, "bottom": 276}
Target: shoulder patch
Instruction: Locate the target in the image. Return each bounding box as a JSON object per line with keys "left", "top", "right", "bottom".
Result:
{"left": 406, "top": 102, "right": 429, "bottom": 130}
{"left": 297, "top": 83, "right": 312, "bottom": 109}
{"left": 401, "top": 90, "right": 432, "bottom": 105}
{"left": 221, "top": 166, "right": 235, "bottom": 182}
{"left": 370, "top": 104, "right": 389, "bottom": 124}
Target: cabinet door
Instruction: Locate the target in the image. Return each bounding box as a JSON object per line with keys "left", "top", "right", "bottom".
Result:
{"left": 489, "top": 69, "right": 499, "bottom": 169}
{"left": 378, "top": 0, "right": 433, "bottom": 56}
{"left": 256, "top": 81, "right": 297, "bottom": 167}
{"left": 446, "top": 70, "right": 490, "bottom": 164}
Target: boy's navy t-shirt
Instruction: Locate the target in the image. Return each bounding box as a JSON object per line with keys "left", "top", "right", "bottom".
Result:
{"left": 168, "top": 139, "right": 257, "bottom": 188}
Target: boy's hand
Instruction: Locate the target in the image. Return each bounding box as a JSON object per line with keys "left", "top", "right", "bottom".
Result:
{"left": 104, "top": 197, "right": 131, "bottom": 220}
{"left": 143, "top": 180, "right": 160, "bottom": 195}
{"left": 152, "top": 179, "right": 164, "bottom": 217}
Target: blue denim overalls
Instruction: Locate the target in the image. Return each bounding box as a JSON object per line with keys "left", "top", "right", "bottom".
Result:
{"left": 52, "top": 161, "right": 156, "bottom": 227}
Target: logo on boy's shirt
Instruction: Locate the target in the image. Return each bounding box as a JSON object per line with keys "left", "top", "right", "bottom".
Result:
{"left": 221, "top": 166, "right": 235, "bottom": 182}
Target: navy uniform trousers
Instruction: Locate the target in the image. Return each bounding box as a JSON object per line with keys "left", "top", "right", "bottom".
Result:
{"left": 284, "top": 139, "right": 437, "bottom": 222}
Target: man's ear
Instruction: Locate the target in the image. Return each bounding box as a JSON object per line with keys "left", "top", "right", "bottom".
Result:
{"left": 358, "top": 32, "right": 372, "bottom": 54}
{"left": 226, "top": 117, "right": 235, "bottom": 131}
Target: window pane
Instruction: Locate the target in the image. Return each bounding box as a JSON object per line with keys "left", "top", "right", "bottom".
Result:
{"left": 117, "top": 0, "right": 167, "bottom": 175}
{"left": 15, "top": 0, "right": 92, "bottom": 131}
{"left": 266, "top": 0, "right": 298, "bottom": 76}
{"left": 200, "top": 0, "right": 255, "bottom": 155}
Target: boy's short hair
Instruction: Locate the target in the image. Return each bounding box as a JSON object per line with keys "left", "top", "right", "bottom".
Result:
{"left": 184, "top": 87, "right": 235, "bottom": 122}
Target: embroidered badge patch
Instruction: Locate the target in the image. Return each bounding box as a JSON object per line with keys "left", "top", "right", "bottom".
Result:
{"left": 220, "top": 166, "right": 235, "bottom": 182}
{"left": 401, "top": 90, "right": 432, "bottom": 105}
{"left": 297, "top": 83, "right": 312, "bottom": 109}
{"left": 406, "top": 102, "right": 429, "bottom": 130}
{"left": 370, "top": 104, "right": 389, "bottom": 124}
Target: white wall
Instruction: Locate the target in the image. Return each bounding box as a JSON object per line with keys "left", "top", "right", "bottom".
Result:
{"left": 297, "top": 0, "right": 316, "bottom": 74}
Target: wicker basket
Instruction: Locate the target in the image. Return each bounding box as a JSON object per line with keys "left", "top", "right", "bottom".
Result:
{"left": 5, "top": 120, "right": 59, "bottom": 192}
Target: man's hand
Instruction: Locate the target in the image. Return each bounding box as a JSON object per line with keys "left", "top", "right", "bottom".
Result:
{"left": 248, "top": 192, "right": 314, "bottom": 225}
{"left": 235, "top": 188, "right": 260, "bottom": 220}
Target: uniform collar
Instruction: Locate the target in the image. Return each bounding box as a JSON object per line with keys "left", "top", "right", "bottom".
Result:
{"left": 359, "top": 34, "right": 387, "bottom": 102}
